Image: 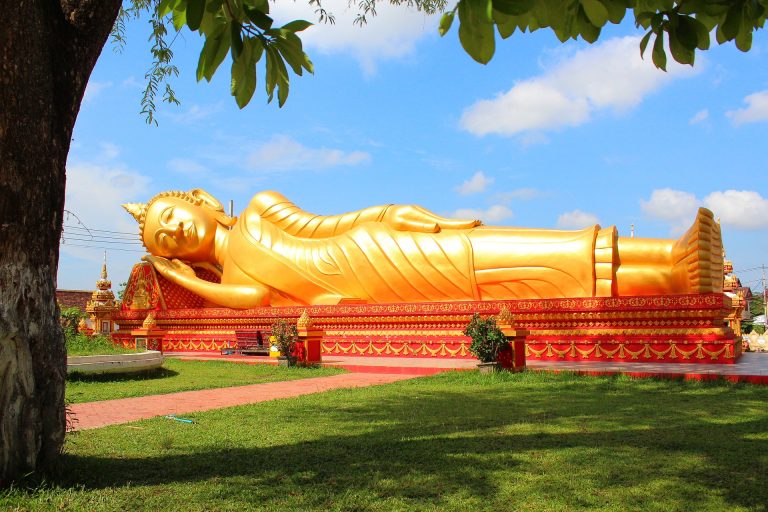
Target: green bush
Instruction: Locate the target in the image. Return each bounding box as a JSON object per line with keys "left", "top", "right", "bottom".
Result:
{"left": 59, "top": 305, "right": 85, "bottom": 334}
{"left": 271, "top": 318, "right": 298, "bottom": 359}
{"left": 463, "top": 313, "right": 508, "bottom": 363}
{"left": 65, "top": 331, "right": 134, "bottom": 356}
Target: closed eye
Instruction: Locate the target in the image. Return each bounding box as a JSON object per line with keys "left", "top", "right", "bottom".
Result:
{"left": 161, "top": 206, "right": 174, "bottom": 225}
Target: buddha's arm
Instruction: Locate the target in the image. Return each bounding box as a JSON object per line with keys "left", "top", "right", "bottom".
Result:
{"left": 250, "top": 190, "right": 480, "bottom": 237}
{"left": 143, "top": 255, "right": 269, "bottom": 308}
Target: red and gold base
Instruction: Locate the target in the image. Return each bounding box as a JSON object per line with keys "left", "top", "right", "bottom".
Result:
{"left": 111, "top": 263, "right": 741, "bottom": 364}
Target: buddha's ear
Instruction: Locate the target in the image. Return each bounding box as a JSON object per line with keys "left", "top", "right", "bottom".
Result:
{"left": 189, "top": 188, "right": 224, "bottom": 212}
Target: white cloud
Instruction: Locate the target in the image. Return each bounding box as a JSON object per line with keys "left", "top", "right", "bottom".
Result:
{"left": 274, "top": 0, "right": 437, "bottom": 75}
{"left": 451, "top": 205, "right": 513, "bottom": 223}
{"left": 556, "top": 210, "right": 600, "bottom": 229}
{"left": 246, "top": 135, "right": 371, "bottom": 172}
{"left": 641, "top": 188, "right": 699, "bottom": 222}
{"left": 641, "top": 188, "right": 768, "bottom": 232}
{"left": 60, "top": 157, "right": 151, "bottom": 289}
{"left": 168, "top": 157, "right": 209, "bottom": 176}
{"left": 703, "top": 190, "right": 768, "bottom": 229}
{"left": 461, "top": 37, "right": 698, "bottom": 137}
{"left": 689, "top": 109, "right": 709, "bottom": 124}
{"left": 726, "top": 91, "right": 768, "bottom": 125}
{"left": 65, "top": 161, "right": 150, "bottom": 232}
{"left": 83, "top": 81, "right": 112, "bottom": 103}
{"left": 456, "top": 171, "right": 493, "bottom": 195}
{"left": 98, "top": 142, "right": 120, "bottom": 161}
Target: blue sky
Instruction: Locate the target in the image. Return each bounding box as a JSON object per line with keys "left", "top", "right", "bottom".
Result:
{"left": 60, "top": 1, "right": 768, "bottom": 294}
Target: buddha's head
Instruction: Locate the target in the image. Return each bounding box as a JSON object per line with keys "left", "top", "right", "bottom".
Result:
{"left": 123, "top": 189, "right": 235, "bottom": 261}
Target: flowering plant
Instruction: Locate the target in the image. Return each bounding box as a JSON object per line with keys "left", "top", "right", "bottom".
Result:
{"left": 463, "top": 313, "right": 509, "bottom": 363}
{"left": 271, "top": 318, "right": 299, "bottom": 360}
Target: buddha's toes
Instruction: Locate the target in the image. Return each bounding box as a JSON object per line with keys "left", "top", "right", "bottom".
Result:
{"left": 672, "top": 208, "right": 723, "bottom": 293}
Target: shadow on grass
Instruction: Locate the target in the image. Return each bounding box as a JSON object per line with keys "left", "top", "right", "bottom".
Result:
{"left": 66, "top": 367, "right": 179, "bottom": 383}
{"left": 59, "top": 373, "right": 768, "bottom": 510}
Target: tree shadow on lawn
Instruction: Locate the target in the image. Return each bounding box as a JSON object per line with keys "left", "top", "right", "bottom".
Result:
{"left": 66, "top": 367, "right": 179, "bottom": 383}
{"left": 61, "top": 374, "right": 768, "bottom": 510}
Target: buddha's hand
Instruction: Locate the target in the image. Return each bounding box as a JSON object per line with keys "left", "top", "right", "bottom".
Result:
{"left": 383, "top": 205, "right": 482, "bottom": 233}
{"left": 143, "top": 255, "right": 196, "bottom": 283}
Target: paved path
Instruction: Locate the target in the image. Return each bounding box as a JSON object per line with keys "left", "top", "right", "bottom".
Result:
{"left": 70, "top": 353, "right": 768, "bottom": 430}
{"left": 69, "top": 373, "right": 415, "bottom": 430}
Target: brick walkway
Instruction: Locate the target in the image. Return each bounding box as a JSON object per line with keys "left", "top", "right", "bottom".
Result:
{"left": 70, "top": 353, "right": 768, "bottom": 431}
{"left": 69, "top": 373, "right": 415, "bottom": 430}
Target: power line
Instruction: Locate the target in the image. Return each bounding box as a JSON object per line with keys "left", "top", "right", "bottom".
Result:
{"left": 61, "top": 236, "right": 142, "bottom": 246}
{"left": 733, "top": 266, "right": 766, "bottom": 273}
{"left": 60, "top": 242, "right": 145, "bottom": 253}
{"left": 63, "top": 224, "right": 138, "bottom": 236}
{"left": 62, "top": 229, "right": 138, "bottom": 242}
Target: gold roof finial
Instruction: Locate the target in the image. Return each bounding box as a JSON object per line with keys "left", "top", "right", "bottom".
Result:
{"left": 297, "top": 310, "right": 313, "bottom": 328}
{"left": 142, "top": 311, "right": 157, "bottom": 330}
{"left": 101, "top": 250, "right": 108, "bottom": 280}
{"left": 496, "top": 306, "right": 514, "bottom": 327}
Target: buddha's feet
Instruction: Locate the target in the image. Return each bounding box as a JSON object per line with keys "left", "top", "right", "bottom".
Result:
{"left": 671, "top": 208, "right": 723, "bottom": 293}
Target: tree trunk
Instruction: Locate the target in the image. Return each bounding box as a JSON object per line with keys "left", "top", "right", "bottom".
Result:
{"left": 0, "top": 0, "right": 121, "bottom": 484}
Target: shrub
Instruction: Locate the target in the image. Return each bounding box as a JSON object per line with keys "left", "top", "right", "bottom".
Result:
{"left": 463, "top": 313, "right": 509, "bottom": 363}
{"left": 60, "top": 306, "right": 86, "bottom": 334}
{"left": 271, "top": 318, "right": 299, "bottom": 360}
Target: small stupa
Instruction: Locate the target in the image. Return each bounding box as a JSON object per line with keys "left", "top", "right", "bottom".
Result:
{"left": 85, "top": 251, "right": 119, "bottom": 334}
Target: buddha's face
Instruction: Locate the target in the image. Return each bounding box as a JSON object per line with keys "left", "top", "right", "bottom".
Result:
{"left": 142, "top": 197, "right": 217, "bottom": 261}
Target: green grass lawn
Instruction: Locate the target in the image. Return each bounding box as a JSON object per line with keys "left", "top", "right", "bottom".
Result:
{"left": 66, "top": 333, "right": 137, "bottom": 356}
{"left": 5, "top": 371, "right": 768, "bottom": 511}
{"left": 66, "top": 359, "right": 346, "bottom": 403}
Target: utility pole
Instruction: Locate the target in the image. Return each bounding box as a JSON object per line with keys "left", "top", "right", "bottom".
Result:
{"left": 763, "top": 264, "right": 767, "bottom": 327}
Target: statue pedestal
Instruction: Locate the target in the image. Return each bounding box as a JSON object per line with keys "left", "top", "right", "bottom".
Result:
{"left": 112, "top": 285, "right": 741, "bottom": 364}
{"left": 129, "top": 328, "right": 166, "bottom": 353}
{"left": 297, "top": 327, "right": 323, "bottom": 365}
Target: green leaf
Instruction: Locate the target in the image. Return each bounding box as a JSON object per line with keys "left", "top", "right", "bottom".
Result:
{"left": 244, "top": 5, "right": 274, "bottom": 31}
{"left": 186, "top": 0, "right": 205, "bottom": 31}
{"left": 634, "top": 10, "right": 653, "bottom": 29}
{"left": 603, "top": 0, "right": 626, "bottom": 24}
{"left": 439, "top": 11, "right": 455, "bottom": 36}
{"left": 265, "top": 45, "right": 278, "bottom": 102}
{"left": 157, "top": 0, "right": 182, "bottom": 18}
{"left": 581, "top": 0, "right": 609, "bottom": 26}
{"left": 651, "top": 31, "right": 667, "bottom": 71}
{"left": 721, "top": 2, "right": 742, "bottom": 40}
{"left": 231, "top": 38, "right": 257, "bottom": 109}
{"left": 675, "top": 15, "right": 699, "bottom": 50}
{"left": 282, "top": 20, "right": 312, "bottom": 32}
{"left": 735, "top": 24, "right": 753, "bottom": 51}
{"left": 205, "top": 0, "right": 223, "bottom": 13}
{"left": 493, "top": 11, "right": 517, "bottom": 38}
{"left": 576, "top": 8, "right": 601, "bottom": 42}
{"left": 275, "top": 32, "right": 309, "bottom": 76}
{"left": 715, "top": 24, "right": 728, "bottom": 44}
{"left": 458, "top": 0, "right": 496, "bottom": 64}
{"left": 639, "top": 30, "right": 652, "bottom": 57}
{"left": 231, "top": 22, "right": 244, "bottom": 60}
{"left": 669, "top": 29, "right": 695, "bottom": 64}
{"left": 196, "top": 23, "right": 231, "bottom": 82}
{"left": 275, "top": 55, "right": 290, "bottom": 107}
{"left": 689, "top": 17, "right": 711, "bottom": 50}
{"left": 493, "top": 0, "right": 534, "bottom": 16}
{"left": 172, "top": 5, "right": 187, "bottom": 31}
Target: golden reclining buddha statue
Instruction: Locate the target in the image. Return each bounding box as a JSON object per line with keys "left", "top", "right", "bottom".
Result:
{"left": 123, "top": 189, "right": 723, "bottom": 309}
